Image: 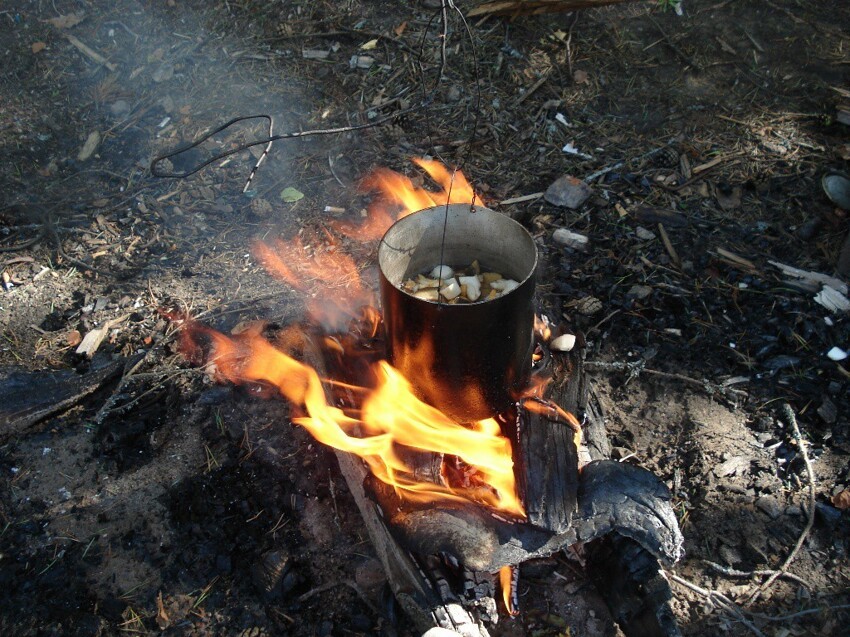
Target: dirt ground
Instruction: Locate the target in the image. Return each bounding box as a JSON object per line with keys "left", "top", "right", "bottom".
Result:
{"left": 1, "top": 0, "right": 849, "bottom": 635}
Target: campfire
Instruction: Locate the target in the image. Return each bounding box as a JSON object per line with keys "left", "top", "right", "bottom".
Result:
{"left": 178, "top": 160, "right": 683, "bottom": 635}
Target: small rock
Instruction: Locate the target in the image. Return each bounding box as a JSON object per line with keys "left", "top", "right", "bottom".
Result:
{"left": 299, "top": 497, "right": 335, "bottom": 547}
{"left": 827, "top": 346, "right": 848, "bottom": 362}
{"left": 152, "top": 63, "right": 174, "bottom": 83}
{"left": 719, "top": 544, "right": 743, "bottom": 566}
{"left": 446, "top": 85, "right": 461, "bottom": 102}
{"left": 77, "top": 131, "right": 101, "bottom": 161}
{"left": 635, "top": 226, "right": 656, "bottom": 241}
{"left": 714, "top": 456, "right": 749, "bottom": 478}
{"left": 575, "top": 296, "right": 602, "bottom": 316}
{"left": 815, "top": 502, "right": 842, "bottom": 529}
{"left": 626, "top": 284, "right": 652, "bottom": 301}
{"left": 544, "top": 175, "right": 592, "bottom": 209}
{"left": 110, "top": 100, "right": 130, "bottom": 117}
{"left": 553, "top": 228, "right": 590, "bottom": 251}
{"left": 355, "top": 558, "right": 386, "bottom": 593}
{"left": 817, "top": 397, "right": 838, "bottom": 424}
{"left": 756, "top": 496, "right": 782, "bottom": 519}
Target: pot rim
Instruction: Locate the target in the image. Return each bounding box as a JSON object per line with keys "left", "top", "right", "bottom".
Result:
{"left": 377, "top": 203, "right": 539, "bottom": 306}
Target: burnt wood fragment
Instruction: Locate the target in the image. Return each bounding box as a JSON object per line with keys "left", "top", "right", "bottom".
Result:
{"left": 0, "top": 358, "right": 126, "bottom": 441}
{"left": 587, "top": 534, "right": 682, "bottom": 637}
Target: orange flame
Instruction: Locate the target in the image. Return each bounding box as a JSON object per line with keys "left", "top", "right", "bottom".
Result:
{"left": 189, "top": 323, "right": 524, "bottom": 517}
{"left": 253, "top": 236, "right": 374, "bottom": 331}
{"left": 521, "top": 397, "right": 583, "bottom": 449}
{"left": 499, "top": 565, "right": 519, "bottom": 616}
{"left": 333, "top": 158, "right": 481, "bottom": 242}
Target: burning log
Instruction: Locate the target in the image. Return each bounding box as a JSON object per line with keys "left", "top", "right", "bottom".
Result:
{"left": 313, "top": 325, "right": 683, "bottom": 633}
{"left": 177, "top": 159, "right": 683, "bottom": 635}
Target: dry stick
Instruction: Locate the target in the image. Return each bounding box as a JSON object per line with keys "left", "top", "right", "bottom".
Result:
{"left": 703, "top": 561, "right": 812, "bottom": 592}
{"left": 746, "top": 402, "right": 817, "bottom": 606}
{"left": 584, "top": 360, "right": 747, "bottom": 399}
{"left": 666, "top": 572, "right": 767, "bottom": 637}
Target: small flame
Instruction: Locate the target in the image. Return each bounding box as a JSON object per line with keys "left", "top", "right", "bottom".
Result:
{"left": 187, "top": 323, "right": 524, "bottom": 517}
{"left": 333, "top": 158, "right": 481, "bottom": 242}
{"left": 499, "top": 565, "right": 519, "bottom": 616}
{"left": 521, "top": 397, "right": 583, "bottom": 449}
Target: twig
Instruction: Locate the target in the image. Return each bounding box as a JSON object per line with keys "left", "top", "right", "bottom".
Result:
{"left": 746, "top": 403, "right": 817, "bottom": 606}
{"left": 753, "top": 604, "right": 850, "bottom": 622}
{"left": 667, "top": 572, "right": 766, "bottom": 637}
{"left": 150, "top": 102, "right": 428, "bottom": 180}
{"left": 703, "top": 561, "right": 812, "bottom": 591}
{"left": 65, "top": 34, "right": 117, "bottom": 72}
{"left": 584, "top": 360, "right": 747, "bottom": 399}
{"left": 297, "top": 579, "right": 378, "bottom": 616}
{"left": 657, "top": 222, "right": 681, "bottom": 269}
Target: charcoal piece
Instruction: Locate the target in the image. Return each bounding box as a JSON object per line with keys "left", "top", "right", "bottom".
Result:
{"left": 587, "top": 534, "right": 681, "bottom": 637}
{"left": 0, "top": 357, "right": 126, "bottom": 440}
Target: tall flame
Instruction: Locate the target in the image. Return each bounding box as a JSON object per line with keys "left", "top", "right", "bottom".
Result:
{"left": 333, "top": 158, "right": 481, "bottom": 243}
{"left": 185, "top": 160, "right": 524, "bottom": 520}
{"left": 188, "top": 322, "right": 524, "bottom": 517}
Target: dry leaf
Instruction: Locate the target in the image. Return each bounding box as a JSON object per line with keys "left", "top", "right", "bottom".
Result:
{"left": 66, "top": 330, "right": 82, "bottom": 347}
{"left": 31, "top": 42, "right": 47, "bottom": 54}
{"left": 45, "top": 13, "right": 84, "bottom": 29}
{"left": 394, "top": 21, "right": 407, "bottom": 36}
{"left": 360, "top": 38, "right": 378, "bottom": 51}
{"left": 573, "top": 69, "right": 589, "bottom": 84}
{"left": 832, "top": 488, "right": 850, "bottom": 510}
{"left": 155, "top": 591, "right": 170, "bottom": 629}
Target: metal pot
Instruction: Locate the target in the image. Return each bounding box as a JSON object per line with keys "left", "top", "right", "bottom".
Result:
{"left": 378, "top": 203, "right": 538, "bottom": 422}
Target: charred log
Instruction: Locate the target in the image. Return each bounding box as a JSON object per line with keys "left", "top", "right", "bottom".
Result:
{"left": 587, "top": 534, "right": 682, "bottom": 637}
{"left": 380, "top": 459, "right": 683, "bottom": 573}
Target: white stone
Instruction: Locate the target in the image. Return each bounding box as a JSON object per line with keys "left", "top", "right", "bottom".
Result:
{"left": 827, "top": 346, "right": 848, "bottom": 361}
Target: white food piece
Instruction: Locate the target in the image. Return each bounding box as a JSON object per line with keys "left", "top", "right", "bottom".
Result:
{"left": 429, "top": 264, "right": 454, "bottom": 280}
{"left": 550, "top": 333, "right": 576, "bottom": 352}
{"left": 827, "top": 346, "right": 848, "bottom": 362}
{"left": 415, "top": 274, "right": 440, "bottom": 290}
{"left": 458, "top": 275, "right": 481, "bottom": 301}
{"left": 413, "top": 289, "right": 440, "bottom": 302}
{"left": 490, "top": 278, "right": 520, "bottom": 295}
{"left": 440, "top": 278, "right": 462, "bottom": 300}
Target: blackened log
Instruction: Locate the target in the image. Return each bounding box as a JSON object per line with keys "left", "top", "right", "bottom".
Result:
{"left": 516, "top": 397, "right": 579, "bottom": 534}
{"left": 587, "top": 534, "right": 682, "bottom": 637}
{"left": 384, "top": 460, "right": 683, "bottom": 573}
